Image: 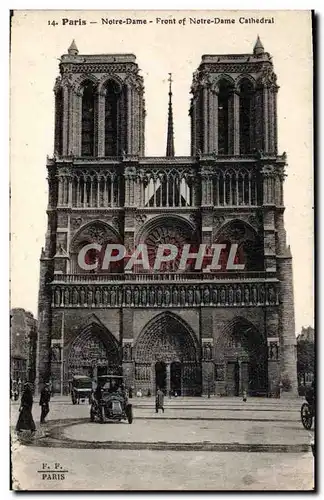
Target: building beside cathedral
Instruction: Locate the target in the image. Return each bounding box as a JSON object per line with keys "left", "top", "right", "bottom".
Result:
{"left": 36, "top": 38, "right": 297, "bottom": 396}
{"left": 11, "top": 308, "right": 38, "bottom": 386}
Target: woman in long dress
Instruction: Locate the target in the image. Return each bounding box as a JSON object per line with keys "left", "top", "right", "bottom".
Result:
{"left": 16, "top": 383, "right": 36, "bottom": 433}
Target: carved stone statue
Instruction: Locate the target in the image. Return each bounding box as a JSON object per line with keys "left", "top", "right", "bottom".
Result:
{"left": 244, "top": 287, "right": 250, "bottom": 304}
{"left": 80, "top": 288, "right": 85, "bottom": 305}
{"left": 149, "top": 288, "right": 155, "bottom": 306}
{"left": 73, "top": 288, "right": 79, "bottom": 306}
{"left": 88, "top": 289, "right": 93, "bottom": 305}
{"left": 188, "top": 288, "right": 193, "bottom": 306}
{"left": 173, "top": 287, "right": 178, "bottom": 305}
{"left": 141, "top": 288, "right": 147, "bottom": 306}
{"left": 64, "top": 288, "right": 70, "bottom": 306}
{"left": 95, "top": 288, "right": 101, "bottom": 306}
{"left": 164, "top": 288, "right": 170, "bottom": 306}
{"left": 103, "top": 288, "right": 108, "bottom": 305}
{"left": 180, "top": 287, "right": 186, "bottom": 306}
{"left": 203, "top": 342, "right": 212, "bottom": 360}
{"left": 51, "top": 346, "right": 60, "bottom": 362}
{"left": 268, "top": 287, "right": 275, "bottom": 305}
{"left": 228, "top": 287, "right": 234, "bottom": 305}
{"left": 236, "top": 287, "right": 242, "bottom": 304}
{"left": 55, "top": 288, "right": 61, "bottom": 306}
{"left": 220, "top": 288, "right": 226, "bottom": 305}
{"left": 268, "top": 342, "right": 277, "bottom": 360}
{"left": 157, "top": 288, "right": 163, "bottom": 307}
{"left": 195, "top": 288, "right": 201, "bottom": 305}
{"left": 203, "top": 287, "right": 210, "bottom": 305}
{"left": 110, "top": 287, "right": 116, "bottom": 306}
{"left": 123, "top": 343, "right": 132, "bottom": 361}
{"left": 125, "top": 287, "right": 132, "bottom": 305}
{"left": 118, "top": 288, "right": 123, "bottom": 305}
{"left": 134, "top": 287, "right": 139, "bottom": 306}
{"left": 212, "top": 287, "right": 217, "bottom": 305}
{"left": 259, "top": 286, "right": 265, "bottom": 304}
{"left": 252, "top": 286, "right": 257, "bottom": 304}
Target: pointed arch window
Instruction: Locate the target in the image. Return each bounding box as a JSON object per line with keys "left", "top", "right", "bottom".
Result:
{"left": 239, "top": 80, "right": 254, "bottom": 154}
{"left": 54, "top": 87, "right": 63, "bottom": 155}
{"left": 218, "top": 80, "right": 232, "bottom": 155}
{"left": 105, "top": 80, "right": 120, "bottom": 156}
{"left": 81, "top": 81, "right": 96, "bottom": 156}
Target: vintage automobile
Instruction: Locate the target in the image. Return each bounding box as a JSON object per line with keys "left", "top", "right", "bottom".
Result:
{"left": 70, "top": 375, "right": 92, "bottom": 405}
{"left": 90, "top": 375, "right": 133, "bottom": 424}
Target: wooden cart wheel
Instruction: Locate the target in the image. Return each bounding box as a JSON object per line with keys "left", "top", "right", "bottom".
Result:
{"left": 301, "top": 402, "right": 313, "bottom": 430}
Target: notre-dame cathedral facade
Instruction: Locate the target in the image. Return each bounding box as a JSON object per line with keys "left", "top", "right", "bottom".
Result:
{"left": 36, "top": 38, "right": 297, "bottom": 397}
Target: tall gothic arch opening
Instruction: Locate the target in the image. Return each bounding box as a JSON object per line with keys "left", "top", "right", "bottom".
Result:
{"left": 239, "top": 79, "right": 254, "bottom": 154}
{"left": 54, "top": 87, "right": 63, "bottom": 155}
{"left": 133, "top": 312, "right": 201, "bottom": 396}
{"left": 218, "top": 80, "right": 232, "bottom": 155}
{"left": 220, "top": 317, "right": 267, "bottom": 396}
{"left": 104, "top": 80, "right": 121, "bottom": 156}
{"left": 81, "top": 81, "right": 97, "bottom": 156}
{"left": 67, "top": 322, "right": 121, "bottom": 379}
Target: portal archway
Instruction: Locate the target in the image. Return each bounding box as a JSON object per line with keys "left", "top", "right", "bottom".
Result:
{"left": 134, "top": 312, "right": 201, "bottom": 395}
{"left": 67, "top": 322, "right": 121, "bottom": 379}
{"left": 220, "top": 317, "right": 267, "bottom": 396}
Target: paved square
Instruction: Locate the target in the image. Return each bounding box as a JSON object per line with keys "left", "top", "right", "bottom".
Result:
{"left": 11, "top": 396, "right": 315, "bottom": 491}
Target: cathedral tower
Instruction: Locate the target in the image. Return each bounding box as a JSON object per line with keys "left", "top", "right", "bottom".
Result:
{"left": 190, "top": 36, "right": 278, "bottom": 156}
{"left": 54, "top": 40, "right": 145, "bottom": 157}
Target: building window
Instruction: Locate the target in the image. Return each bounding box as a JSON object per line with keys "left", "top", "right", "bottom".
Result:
{"left": 105, "top": 81, "right": 120, "bottom": 156}
{"left": 81, "top": 81, "right": 96, "bottom": 156}
{"left": 218, "top": 81, "right": 232, "bottom": 155}
{"left": 239, "top": 80, "right": 254, "bottom": 154}
{"left": 54, "top": 88, "right": 63, "bottom": 155}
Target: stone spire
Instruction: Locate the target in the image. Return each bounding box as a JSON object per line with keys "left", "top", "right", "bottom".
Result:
{"left": 253, "top": 35, "right": 264, "bottom": 56}
{"left": 166, "top": 73, "right": 175, "bottom": 157}
{"left": 68, "top": 39, "right": 79, "bottom": 56}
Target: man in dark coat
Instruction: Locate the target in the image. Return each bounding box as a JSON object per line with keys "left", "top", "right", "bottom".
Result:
{"left": 16, "top": 383, "right": 36, "bottom": 432}
{"left": 39, "top": 382, "right": 51, "bottom": 424}
{"left": 155, "top": 387, "right": 165, "bottom": 414}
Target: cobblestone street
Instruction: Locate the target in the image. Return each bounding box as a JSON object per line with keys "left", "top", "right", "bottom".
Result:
{"left": 11, "top": 396, "right": 314, "bottom": 491}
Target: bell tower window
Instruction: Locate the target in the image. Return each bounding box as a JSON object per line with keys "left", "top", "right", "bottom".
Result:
{"left": 54, "top": 88, "right": 63, "bottom": 155}
{"left": 239, "top": 80, "right": 254, "bottom": 154}
{"left": 105, "top": 80, "right": 120, "bottom": 157}
{"left": 81, "top": 81, "right": 96, "bottom": 157}
{"left": 218, "top": 81, "right": 231, "bottom": 155}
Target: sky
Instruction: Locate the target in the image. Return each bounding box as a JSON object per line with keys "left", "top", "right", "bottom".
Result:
{"left": 10, "top": 10, "right": 314, "bottom": 333}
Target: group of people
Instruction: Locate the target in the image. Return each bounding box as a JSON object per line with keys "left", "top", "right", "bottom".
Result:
{"left": 15, "top": 382, "right": 51, "bottom": 434}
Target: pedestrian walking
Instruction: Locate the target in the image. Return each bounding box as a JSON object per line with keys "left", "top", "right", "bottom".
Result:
{"left": 155, "top": 387, "right": 165, "bottom": 413}
{"left": 39, "top": 382, "right": 51, "bottom": 424}
{"left": 16, "top": 383, "right": 36, "bottom": 433}
{"left": 17, "top": 378, "right": 22, "bottom": 397}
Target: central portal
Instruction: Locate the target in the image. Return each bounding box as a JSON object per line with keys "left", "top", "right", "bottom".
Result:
{"left": 134, "top": 312, "right": 201, "bottom": 396}
{"left": 155, "top": 361, "right": 167, "bottom": 392}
